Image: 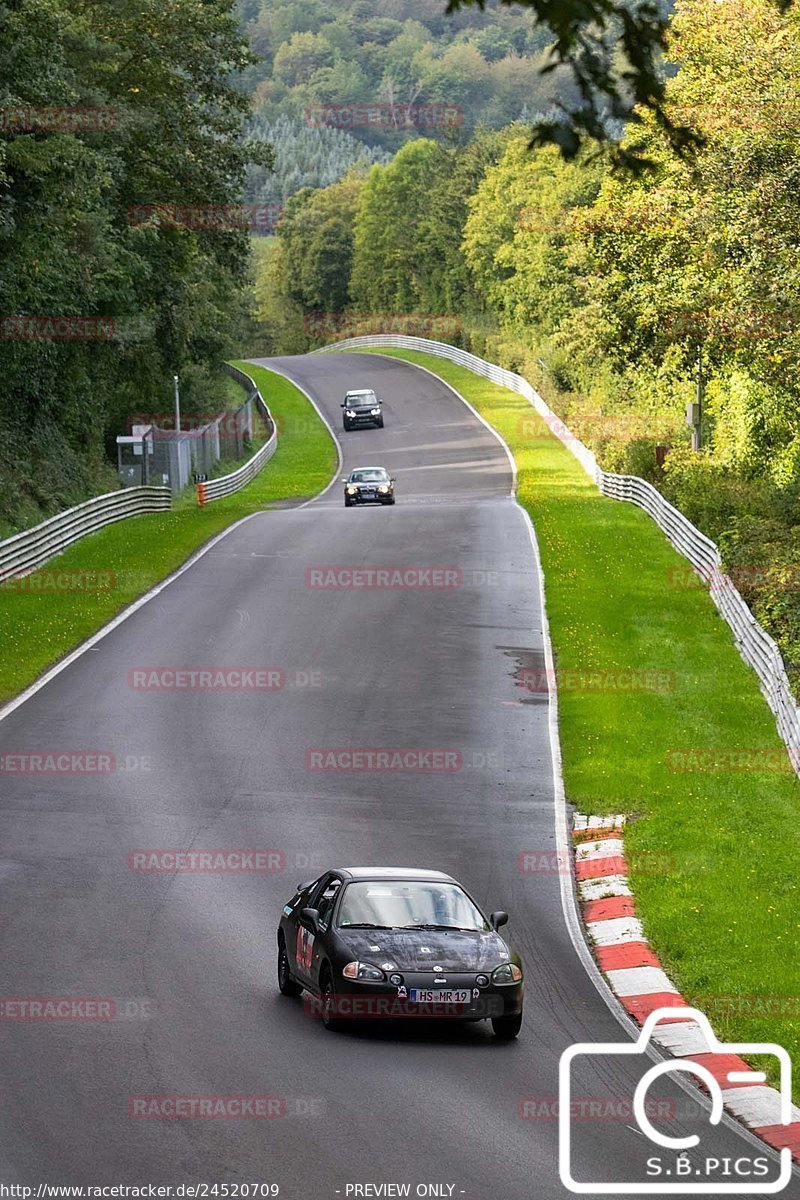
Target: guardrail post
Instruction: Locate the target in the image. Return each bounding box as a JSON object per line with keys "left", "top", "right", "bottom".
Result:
{"left": 197, "top": 481, "right": 206, "bottom": 507}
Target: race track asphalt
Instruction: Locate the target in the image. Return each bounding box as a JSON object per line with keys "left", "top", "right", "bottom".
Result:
{"left": 0, "top": 351, "right": 792, "bottom": 1198}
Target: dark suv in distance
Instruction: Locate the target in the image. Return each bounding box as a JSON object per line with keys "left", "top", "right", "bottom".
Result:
{"left": 341, "top": 389, "right": 384, "bottom": 431}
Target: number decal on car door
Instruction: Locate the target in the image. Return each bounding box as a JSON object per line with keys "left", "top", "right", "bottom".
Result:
{"left": 296, "top": 925, "right": 315, "bottom": 974}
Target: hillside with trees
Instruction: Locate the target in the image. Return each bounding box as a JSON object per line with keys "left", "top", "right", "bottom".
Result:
{"left": 237, "top": 0, "right": 580, "bottom": 205}
{"left": 254, "top": 0, "right": 800, "bottom": 691}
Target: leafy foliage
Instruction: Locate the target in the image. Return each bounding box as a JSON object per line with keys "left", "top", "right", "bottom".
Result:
{"left": 239, "top": 0, "right": 579, "bottom": 154}
{"left": 0, "top": 0, "right": 268, "bottom": 532}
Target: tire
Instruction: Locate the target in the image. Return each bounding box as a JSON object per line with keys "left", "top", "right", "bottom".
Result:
{"left": 376, "top": 417, "right": 384, "bottom": 428}
{"left": 277, "top": 939, "right": 302, "bottom": 997}
{"left": 320, "top": 967, "right": 344, "bottom": 1031}
{"left": 343, "top": 421, "right": 351, "bottom": 432}
{"left": 344, "top": 498, "right": 353, "bottom": 508}
{"left": 491, "top": 1012, "right": 522, "bottom": 1039}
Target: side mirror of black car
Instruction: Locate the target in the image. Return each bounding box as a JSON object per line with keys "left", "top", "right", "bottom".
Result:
{"left": 341, "top": 478, "right": 348, "bottom": 484}
{"left": 300, "top": 907, "right": 321, "bottom": 932}
{"left": 490, "top": 911, "right": 508, "bottom": 930}
{"left": 340, "top": 401, "right": 346, "bottom": 407}
{"left": 390, "top": 477, "right": 396, "bottom": 483}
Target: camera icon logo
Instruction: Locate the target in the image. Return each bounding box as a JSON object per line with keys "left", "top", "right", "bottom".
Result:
{"left": 559, "top": 1006, "right": 793, "bottom": 1193}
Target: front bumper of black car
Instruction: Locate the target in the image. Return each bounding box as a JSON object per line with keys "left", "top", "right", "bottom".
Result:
{"left": 344, "top": 414, "right": 380, "bottom": 426}
{"left": 311, "top": 973, "right": 523, "bottom": 1021}
{"left": 345, "top": 489, "right": 393, "bottom": 504}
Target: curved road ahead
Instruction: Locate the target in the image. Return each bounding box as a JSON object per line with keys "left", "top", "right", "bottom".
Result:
{"left": 0, "top": 352, "right": 792, "bottom": 1197}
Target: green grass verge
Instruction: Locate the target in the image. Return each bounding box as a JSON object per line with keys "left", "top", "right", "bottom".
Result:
{"left": 358, "top": 345, "right": 800, "bottom": 1093}
{"left": 0, "top": 362, "right": 336, "bottom": 705}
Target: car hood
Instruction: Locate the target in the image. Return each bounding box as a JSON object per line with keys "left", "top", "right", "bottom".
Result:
{"left": 336, "top": 928, "right": 511, "bottom": 971}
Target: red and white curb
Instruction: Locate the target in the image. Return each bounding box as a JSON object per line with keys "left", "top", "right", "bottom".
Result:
{"left": 573, "top": 813, "right": 800, "bottom": 1164}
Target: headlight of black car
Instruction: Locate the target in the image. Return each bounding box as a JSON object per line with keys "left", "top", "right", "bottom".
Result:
{"left": 491, "top": 963, "right": 523, "bottom": 986}
{"left": 342, "top": 961, "right": 385, "bottom": 981}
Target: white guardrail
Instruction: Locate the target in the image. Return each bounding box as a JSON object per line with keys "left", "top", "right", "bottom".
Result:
{"left": 0, "top": 486, "right": 171, "bottom": 583}
{"left": 200, "top": 367, "right": 278, "bottom": 503}
{"left": 317, "top": 334, "right": 800, "bottom": 769}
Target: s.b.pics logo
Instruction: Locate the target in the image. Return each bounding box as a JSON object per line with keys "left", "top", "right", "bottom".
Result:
{"left": 559, "top": 1008, "right": 793, "bottom": 1193}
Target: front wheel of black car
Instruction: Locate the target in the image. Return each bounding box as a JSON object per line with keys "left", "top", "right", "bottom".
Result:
{"left": 376, "top": 416, "right": 384, "bottom": 428}
{"left": 491, "top": 1012, "right": 522, "bottom": 1039}
{"left": 343, "top": 420, "right": 352, "bottom": 431}
{"left": 320, "top": 967, "right": 344, "bottom": 1032}
{"left": 277, "top": 939, "right": 302, "bottom": 997}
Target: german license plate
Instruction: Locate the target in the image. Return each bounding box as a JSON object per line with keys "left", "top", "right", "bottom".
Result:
{"left": 409, "top": 989, "right": 470, "bottom": 1004}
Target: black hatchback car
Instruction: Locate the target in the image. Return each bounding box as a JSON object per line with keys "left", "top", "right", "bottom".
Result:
{"left": 341, "top": 389, "right": 384, "bottom": 431}
{"left": 277, "top": 867, "right": 524, "bottom": 1038}
{"left": 342, "top": 466, "right": 395, "bottom": 507}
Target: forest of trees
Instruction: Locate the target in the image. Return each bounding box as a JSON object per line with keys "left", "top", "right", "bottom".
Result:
{"left": 254, "top": 0, "right": 800, "bottom": 688}
{"left": 245, "top": 114, "right": 390, "bottom": 207}
{"left": 236, "top": 0, "right": 582, "bottom": 203}
{"left": 0, "top": 0, "right": 269, "bottom": 535}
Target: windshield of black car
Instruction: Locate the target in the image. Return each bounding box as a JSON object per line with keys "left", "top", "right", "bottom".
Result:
{"left": 346, "top": 393, "right": 376, "bottom": 407}
{"left": 337, "top": 881, "right": 490, "bottom": 931}
{"left": 350, "top": 470, "right": 388, "bottom": 483}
